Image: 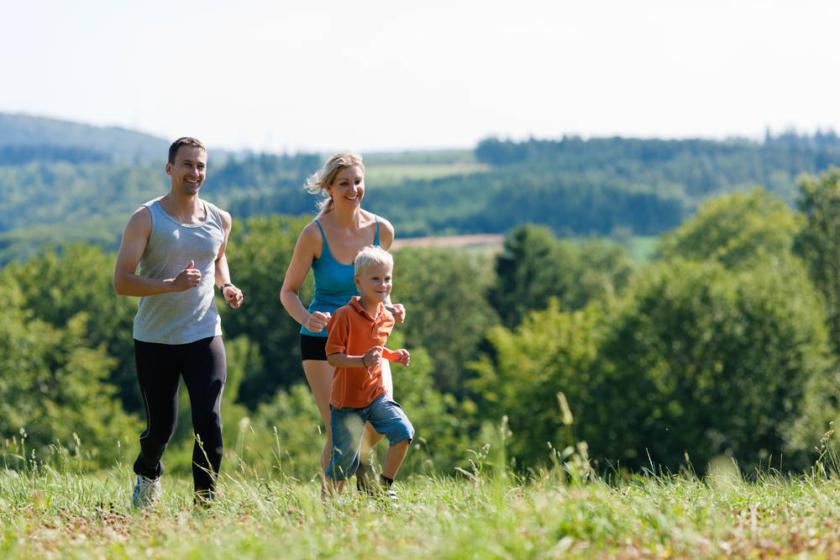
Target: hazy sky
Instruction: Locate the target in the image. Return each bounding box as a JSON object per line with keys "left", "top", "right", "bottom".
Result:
{"left": 2, "top": 0, "right": 838, "bottom": 152}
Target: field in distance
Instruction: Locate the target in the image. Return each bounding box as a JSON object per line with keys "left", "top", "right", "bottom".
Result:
{"left": 392, "top": 234, "right": 504, "bottom": 251}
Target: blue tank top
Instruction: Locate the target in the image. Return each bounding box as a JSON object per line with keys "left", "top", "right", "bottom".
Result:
{"left": 300, "top": 218, "right": 381, "bottom": 337}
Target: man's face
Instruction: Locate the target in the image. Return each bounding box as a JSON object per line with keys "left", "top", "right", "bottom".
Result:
{"left": 355, "top": 262, "right": 393, "bottom": 304}
{"left": 166, "top": 146, "right": 207, "bottom": 195}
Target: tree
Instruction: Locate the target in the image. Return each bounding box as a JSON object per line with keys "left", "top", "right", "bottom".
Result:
{"left": 659, "top": 188, "right": 800, "bottom": 269}
{"left": 585, "top": 259, "right": 834, "bottom": 472}
{"left": 0, "top": 244, "right": 140, "bottom": 410}
{"left": 469, "top": 301, "right": 603, "bottom": 468}
{"left": 222, "top": 215, "right": 313, "bottom": 408}
{"left": 794, "top": 168, "right": 840, "bottom": 353}
{"left": 488, "top": 225, "right": 634, "bottom": 327}
{"left": 0, "top": 279, "right": 138, "bottom": 468}
{"left": 393, "top": 247, "right": 499, "bottom": 392}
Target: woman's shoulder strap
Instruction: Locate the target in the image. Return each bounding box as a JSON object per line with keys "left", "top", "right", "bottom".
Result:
{"left": 314, "top": 218, "right": 327, "bottom": 240}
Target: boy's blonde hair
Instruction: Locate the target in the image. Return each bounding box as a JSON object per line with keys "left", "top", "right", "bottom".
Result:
{"left": 354, "top": 245, "right": 393, "bottom": 276}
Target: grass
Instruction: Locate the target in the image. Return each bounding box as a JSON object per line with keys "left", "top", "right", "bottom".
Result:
{"left": 2, "top": 464, "right": 840, "bottom": 558}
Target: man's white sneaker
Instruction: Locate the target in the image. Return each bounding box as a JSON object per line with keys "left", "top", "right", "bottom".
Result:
{"left": 131, "top": 475, "right": 161, "bottom": 509}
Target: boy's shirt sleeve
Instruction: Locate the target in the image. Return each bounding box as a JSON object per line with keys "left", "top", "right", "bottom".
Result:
{"left": 325, "top": 309, "right": 349, "bottom": 356}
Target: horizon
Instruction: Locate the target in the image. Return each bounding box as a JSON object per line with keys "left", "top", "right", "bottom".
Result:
{"left": 3, "top": 0, "right": 840, "bottom": 153}
{"left": 5, "top": 109, "right": 834, "bottom": 156}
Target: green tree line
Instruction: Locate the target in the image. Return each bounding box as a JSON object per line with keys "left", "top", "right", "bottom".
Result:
{"left": 6, "top": 134, "right": 840, "bottom": 264}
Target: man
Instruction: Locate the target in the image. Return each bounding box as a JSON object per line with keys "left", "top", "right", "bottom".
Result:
{"left": 114, "top": 137, "right": 244, "bottom": 507}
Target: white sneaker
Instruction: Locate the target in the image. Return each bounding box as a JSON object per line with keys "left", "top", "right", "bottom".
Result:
{"left": 131, "top": 475, "right": 161, "bottom": 509}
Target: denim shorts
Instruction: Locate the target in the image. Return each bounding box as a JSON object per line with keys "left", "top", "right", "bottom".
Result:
{"left": 325, "top": 394, "right": 414, "bottom": 481}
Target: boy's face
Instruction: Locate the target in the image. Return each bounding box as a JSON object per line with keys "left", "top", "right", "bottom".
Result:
{"left": 355, "top": 262, "right": 393, "bottom": 304}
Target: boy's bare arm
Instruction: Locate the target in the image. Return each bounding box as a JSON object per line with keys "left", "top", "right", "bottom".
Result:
{"left": 327, "top": 346, "right": 383, "bottom": 369}
{"left": 382, "top": 348, "right": 410, "bottom": 367}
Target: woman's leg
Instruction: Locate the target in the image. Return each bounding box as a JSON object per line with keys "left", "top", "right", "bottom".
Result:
{"left": 302, "top": 359, "right": 334, "bottom": 471}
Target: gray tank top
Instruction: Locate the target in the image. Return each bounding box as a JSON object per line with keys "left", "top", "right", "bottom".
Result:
{"left": 132, "top": 198, "right": 224, "bottom": 344}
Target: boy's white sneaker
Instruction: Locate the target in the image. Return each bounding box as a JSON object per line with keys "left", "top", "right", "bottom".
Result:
{"left": 131, "top": 475, "right": 161, "bottom": 509}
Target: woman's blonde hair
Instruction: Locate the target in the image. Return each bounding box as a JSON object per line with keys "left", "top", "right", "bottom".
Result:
{"left": 304, "top": 152, "right": 365, "bottom": 213}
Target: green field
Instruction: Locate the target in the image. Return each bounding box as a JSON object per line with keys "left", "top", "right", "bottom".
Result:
{"left": 2, "top": 464, "right": 839, "bottom": 558}
{"left": 364, "top": 162, "right": 490, "bottom": 186}
{"left": 623, "top": 235, "right": 658, "bottom": 262}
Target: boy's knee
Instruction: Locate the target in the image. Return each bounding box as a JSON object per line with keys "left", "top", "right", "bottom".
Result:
{"left": 386, "top": 420, "right": 414, "bottom": 446}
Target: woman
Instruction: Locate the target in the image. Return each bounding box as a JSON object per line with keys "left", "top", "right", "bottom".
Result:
{"left": 280, "top": 152, "right": 405, "bottom": 482}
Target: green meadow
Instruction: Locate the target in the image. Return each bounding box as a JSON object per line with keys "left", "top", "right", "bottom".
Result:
{"left": 3, "top": 461, "right": 840, "bottom": 558}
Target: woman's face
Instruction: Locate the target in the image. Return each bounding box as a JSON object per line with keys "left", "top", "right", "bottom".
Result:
{"left": 327, "top": 165, "right": 365, "bottom": 208}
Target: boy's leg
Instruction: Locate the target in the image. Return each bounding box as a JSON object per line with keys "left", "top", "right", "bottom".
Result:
{"left": 133, "top": 340, "right": 182, "bottom": 480}
{"left": 181, "top": 336, "right": 227, "bottom": 498}
{"left": 357, "top": 363, "right": 393, "bottom": 490}
{"left": 366, "top": 395, "right": 414, "bottom": 481}
{"left": 326, "top": 406, "right": 366, "bottom": 484}
{"left": 382, "top": 440, "right": 410, "bottom": 481}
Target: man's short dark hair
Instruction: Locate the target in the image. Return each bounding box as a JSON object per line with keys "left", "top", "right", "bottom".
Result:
{"left": 168, "top": 137, "right": 206, "bottom": 164}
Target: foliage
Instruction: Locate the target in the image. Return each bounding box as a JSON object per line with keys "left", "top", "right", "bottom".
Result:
{"left": 585, "top": 258, "right": 834, "bottom": 471}
{"left": 9, "top": 134, "right": 840, "bottom": 265}
{"left": 393, "top": 247, "right": 499, "bottom": 392}
{"left": 0, "top": 280, "right": 138, "bottom": 469}
{"left": 476, "top": 135, "right": 840, "bottom": 202}
{"left": 658, "top": 188, "right": 801, "bottom": 268}
{"left": 221, "top": 215, "right": 313, "bottom": 407}
{"left": 488, "top": 224, "right": 634, "bottom": 326}
{"left": 0, "top": 244, "right": 140, "bottom": 410}
{"left": 382, "top": 341, "right": 477, "bottom": 476}
{"left": 469, "top": 301, "right": 603, "bottom": 469}
{"left": 794, "top": 168, "right": 840, "bottom": 353}
{"left": 473, "top": 255, "right": 836, "bottom": 472}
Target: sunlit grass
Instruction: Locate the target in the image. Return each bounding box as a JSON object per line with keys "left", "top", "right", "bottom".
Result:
{"left": 2, "top": 463, "right": 840, "bottom": 558}
{"left": 2, "top": 421, "right": 839, "bottom": 558}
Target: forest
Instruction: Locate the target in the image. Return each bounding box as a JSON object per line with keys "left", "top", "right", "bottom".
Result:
{"left": 3, "top": 115, "right": 840, "bottom": 478}
{"left": 2, "top": 163, "right": 840, "bottom": 479}
{"left": 4, "top": 115, "right": 840, "bottom": 263}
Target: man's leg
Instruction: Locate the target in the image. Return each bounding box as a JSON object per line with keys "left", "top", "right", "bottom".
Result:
{"left": 181, "top": 336, "right": 226, "bottom": 498}
{"left": 133, "top": 340, "right": 182, "bottom": 480}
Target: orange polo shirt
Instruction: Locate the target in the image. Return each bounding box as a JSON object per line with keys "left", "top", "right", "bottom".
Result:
{"left": 325, "top": 297, "right": 396, "bottom": 409}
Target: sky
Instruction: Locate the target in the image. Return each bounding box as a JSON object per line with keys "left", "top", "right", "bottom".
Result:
{"left": 2, "top": 0, "right": 839, "bottom": 153}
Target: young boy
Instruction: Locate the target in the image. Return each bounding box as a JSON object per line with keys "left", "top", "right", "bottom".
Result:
{"left": 324, "top": 245, "right": 413, "bottom": 496}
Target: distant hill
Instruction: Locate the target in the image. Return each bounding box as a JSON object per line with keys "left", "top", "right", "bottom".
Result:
{"left": 2, "top": 117, "right": 840, "bottom": 266}
{"left": 0, "top": 113, "right": 169, "bottom": 163}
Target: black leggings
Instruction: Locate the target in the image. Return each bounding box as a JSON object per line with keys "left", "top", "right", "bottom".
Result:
{"left": 133, "top": 336, "right": 226, "bottom": 495}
